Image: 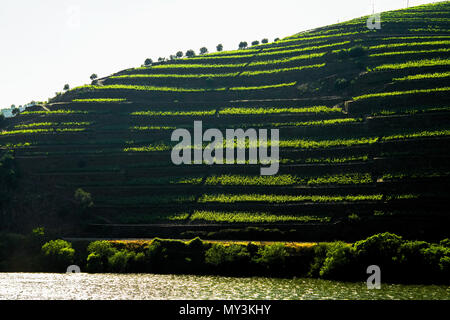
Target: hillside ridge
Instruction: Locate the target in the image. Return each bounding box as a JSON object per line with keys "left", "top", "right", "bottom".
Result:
{"left": 1, "top": 1, "right": 449, "bottom": 241}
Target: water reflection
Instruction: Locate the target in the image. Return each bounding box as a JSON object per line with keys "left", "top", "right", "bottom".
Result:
{"left": 0, "top": 273, "right": 448, "bottom": 300}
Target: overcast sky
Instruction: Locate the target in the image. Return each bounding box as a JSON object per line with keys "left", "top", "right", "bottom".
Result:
{"left": 0, "top": 0, "right": 442, "bottom": 108}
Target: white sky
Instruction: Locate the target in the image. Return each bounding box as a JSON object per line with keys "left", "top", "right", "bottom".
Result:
{"left": 0, "top": 0, "right": 442, "bottom": 108}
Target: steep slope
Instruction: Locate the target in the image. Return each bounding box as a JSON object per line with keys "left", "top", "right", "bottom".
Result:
{"left": 1, "top": 2, "right": 450, "bottom": 240}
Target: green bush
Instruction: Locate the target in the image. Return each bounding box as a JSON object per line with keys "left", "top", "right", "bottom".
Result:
{"left": 74, "top": 188, "right": 93, "bottom": 212}
{"left": 440, "top": 239, "right": 450, "bottom": 247}
{"left": 205, "top": 244, "right": 250, "bottom": 273}
{"left": 145, "top": 240, "right": 168, "bottom": 271}
{"left": 254, "top": 243, "right": 288, "bottom": 272}
{"left": 307, "top": 243, "right": 330, "bottom": 277}
{"left": 353, "top": 232, "right": 403, "bottom": 262}
{"left": 86, "top": 240, "right": 117, "bottom": 272}
{"left": 86, "top": 253, "right": 103, "bottom": 272}
{"left": 439, "top": 256, "right": 450, "bottom": 274}
{"left": 108, "top": 250, "right": 135, "bottom": 273}
{"left": 319, "top": 242, "right": 356, "bottom": 279}
{"left": 41, "top": 239, "right": 75, "bottom": 271}
{"left": 348, "top": 46, "right": 367, "bottom": 58}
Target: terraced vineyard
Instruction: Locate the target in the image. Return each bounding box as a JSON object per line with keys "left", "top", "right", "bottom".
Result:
{"left": 1, "top": 2, "right": 450, "bottom": 241}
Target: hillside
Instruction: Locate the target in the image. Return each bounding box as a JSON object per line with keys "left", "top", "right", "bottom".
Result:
{"left": 1, "top": 2, "right": 450, "bottom": 241}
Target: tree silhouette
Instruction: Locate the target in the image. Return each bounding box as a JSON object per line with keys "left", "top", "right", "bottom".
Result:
{"left": 262, "top": 38, "right": 269, "bottom": 44}
{"left": 216, "top": 44, "right": 223, "bottom": 52}
{"left": 185, "top": 49, "right": 195, "bottom": 58}
{"left": 90, "top": 73, "right": 98, "bottom": 80}
{"left": 200, "top": 47, "right": 208, "bottom": 55}
{"left": 251, "top": 40, "right": 260, "bottom": 46}
{"left": 63, "top": 84, "right": 70, "bottom": 91}
{"left": 176, "top": 51, "right": 183, "bottom": 58}
{"left": 144, "top": 58, "right": 153, "bottom": 66}
{"left": 238, "top": 41, "right": 248, "bottom": 49}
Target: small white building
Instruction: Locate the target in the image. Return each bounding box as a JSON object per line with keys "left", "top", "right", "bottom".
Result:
{"left": 1, "top": 108, "right": 13, "bottom": 118}
{"left": 1, "top": 102, "right": 36, "bottom": 118}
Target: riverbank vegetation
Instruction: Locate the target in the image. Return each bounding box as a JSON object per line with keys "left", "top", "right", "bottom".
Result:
{"left": 0, "top": 231, "right": 448, "bottom": 284}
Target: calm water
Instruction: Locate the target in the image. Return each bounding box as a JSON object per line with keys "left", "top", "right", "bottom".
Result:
{"left": 0, "top": 273, "right": 448, "bottom": 300}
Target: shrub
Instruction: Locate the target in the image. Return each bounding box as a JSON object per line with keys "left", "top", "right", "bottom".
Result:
{"left": 308, "top": 244, "right": 330, "bottom": 277}
{"left": 145, "top": 240, "right": 168, "bottom": 271}
{"left": 108, "top": 250, "right": 135, "bottom": 273}
{"left": 262, "top": 38, "right": 269, "bottom": 44}
{"left": 205, "top": 244, "right": 251, "bottom": 273}
{"left": 251, "top": 40, "right": 260, "bottom": 46}
{"left": 74, "top": 188, "right": 93, "bottom": 211}
{"left": 421, "top": 245, "right": 450, "bottom": 273}
{"left": 86, "top": 240, "right": 117, "bottom": 272}
{"left": 254, "top": 243, "right": 287, "bottom": 272}
{"left": 319, "top": 242, "right": 356, "bottom": 279}
{"left": 86, "top": 253, "right": 103, "bottom": 272}
{"left": 186, "top": 237, "right": 205, "bottom": 251}
{"left": 238, "top": 41, "right": 248, "bottom": 49}
{"left": 440, "top": 239, "right": 450, "bottom": 247}
{"left": 353, "top": 232, "right": 403, "bottom": 261}
{"left": 353, "top": 232, "right": 404, "bottom": 280}
{"left": 348, "top": 46, "right": 367, "bottom": 58}
{"left": 41, "top": 240, "right": 75, "bottom": 271}
{"left": 27, "top": 227, "right": 46, "bottom": 251}
{"left": 347, "top": 213, "right": 361, "bottom": 222}
{"left": 185, "top": 49, "right": 195, "bottom": 58}
{"left": 439, "top": 256, "right": 450, "bottom": 274}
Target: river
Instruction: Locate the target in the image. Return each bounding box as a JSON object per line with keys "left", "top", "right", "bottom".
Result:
{"left": 0, "top": 273, "right": 448, "bottom": 300}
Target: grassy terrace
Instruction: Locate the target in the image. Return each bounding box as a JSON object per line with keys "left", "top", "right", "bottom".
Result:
{"left": 20, "top": 110, "right": 91, "bottom": 115}
{"left": 66, "top": 82, "right": 298, "bottom": 94}
{"left": 266, "top": 118, "right": 361, "bottom": 128}
{"left": 353, "top": 87, "right": 450, "bottom": 100}
{"left": 112, "top": 63, "right": 325, "bottom": 80}
{"left": 13, "top": 122, "right": 92, "bottom": 129}
{"left": 189, "top": 210, "right": 331, "bottom": 223}
{"left": 120, "top": 128, "right": 450, "bottom": 153}
{"left": 218, "top": 106, "right": 343, "bottom": 115}
{"left": 197, "top": 194, "right": 387, "bottom": 203}
{"left": 368, "top": 48, "right": 450, "bottom": 58}
{"left": 392, "top": 72, "right": 450, "bottom": 81}
{"left": 0, "top": 128, "right": 87, "bottom": 135}
{"left": 71, "top": 98, "right": 127, "bottom": 102}
{"left": 131, "top": 110, "right": 216, "bottom": 116}
{"left": 370, "top": 58, "right": 450, "bottom": 71}
{"left": 368, "top": 40, "right": 450, "bottom": 51}
{"left": 381, "top": 170, "right": 450, "bottom": 181}
{"left": 373, "top": 106, "right": 450, "bottom": 116}
{"left": 204, "top": 173, "right": 373, "bottom": 186}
